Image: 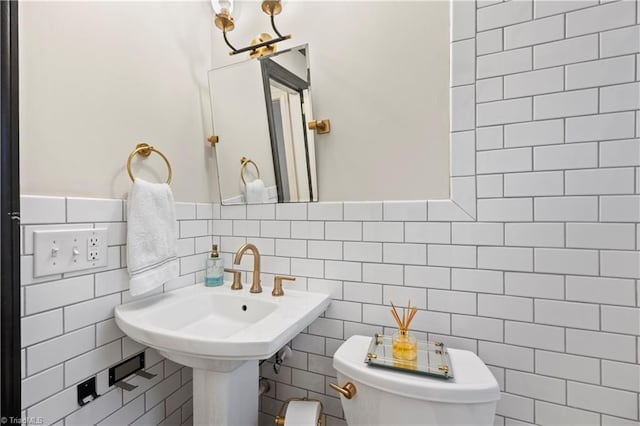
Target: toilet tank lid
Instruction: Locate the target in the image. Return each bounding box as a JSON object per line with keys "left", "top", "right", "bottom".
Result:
{"left": 333, "top": 335, "right": 500, "bottom": 404}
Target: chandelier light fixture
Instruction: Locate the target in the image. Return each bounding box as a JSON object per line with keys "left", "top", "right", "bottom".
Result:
{"left": 211, "top": 0, "right": 292, "bottom": 59}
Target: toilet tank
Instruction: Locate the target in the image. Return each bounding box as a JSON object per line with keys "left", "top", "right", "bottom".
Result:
{"left": 332, "top": 335, "right": 500, "bottom": 426}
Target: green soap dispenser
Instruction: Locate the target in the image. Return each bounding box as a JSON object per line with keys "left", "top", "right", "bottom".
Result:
{"left": 205, "top": 244, "right": 224, "bottom": 287}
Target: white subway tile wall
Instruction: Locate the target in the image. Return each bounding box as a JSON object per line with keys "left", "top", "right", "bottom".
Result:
{"left": 20, "top": 197, "right": 201, "bottom": 425}
{"left": 19, "top": 1, "right": 640, "bottom": 425}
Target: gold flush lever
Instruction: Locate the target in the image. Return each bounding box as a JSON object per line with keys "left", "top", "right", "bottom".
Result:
{"left": 307, "top": 119, "right": 331, "bottom": 134}
{"left": 329, "top": 382, "right": 357, "bottom": 399}
{"left": 272, "top": 275, "right": 296, "bottom": 297}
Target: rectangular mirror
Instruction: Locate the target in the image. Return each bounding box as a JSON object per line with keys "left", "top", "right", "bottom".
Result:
{"left": 210, "top": 2, "right": 450, "bottom": 203}
{"left": 208, "top": 44, "right": 317, "bottom": 205}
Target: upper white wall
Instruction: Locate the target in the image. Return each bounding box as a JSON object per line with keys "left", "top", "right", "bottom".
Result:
{"left": 19, "top": 1, "right": 218, "bottom": 202}
{"left": 20, "top": 1, "right": 450, "bottom": 203}
{"left": 211, "top": 1, "right": 451, "bottom": 201}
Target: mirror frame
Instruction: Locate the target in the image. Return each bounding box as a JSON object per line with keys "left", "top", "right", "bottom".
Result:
{"left": 212, "top": 2, "right": 477, "bottom": 215}
{"left": 260, "top": 48, "right": 316, "bottom": 203}
{"left": 420, "top": 0, "right": 477, "bottom": 221}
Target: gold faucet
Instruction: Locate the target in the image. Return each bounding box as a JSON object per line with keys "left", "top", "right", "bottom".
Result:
{"left": 233, "top": 243, "right": 262, "bottom": 293}
{"left": 272, "top": 275, "right": 296, "bottom": 297}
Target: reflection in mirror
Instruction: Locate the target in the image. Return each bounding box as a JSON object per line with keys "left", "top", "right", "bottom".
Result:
{"left": 209, "top": 44, "right": 317, "bottom": 205}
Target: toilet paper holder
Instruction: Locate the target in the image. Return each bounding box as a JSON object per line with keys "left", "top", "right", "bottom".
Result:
{"left": 274, "top": 397, "right": 324, "bottom": 426}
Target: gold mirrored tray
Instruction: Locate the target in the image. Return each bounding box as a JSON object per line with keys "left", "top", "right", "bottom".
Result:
{"left": 364, "top": 333, "right": 453, "bottom": 379}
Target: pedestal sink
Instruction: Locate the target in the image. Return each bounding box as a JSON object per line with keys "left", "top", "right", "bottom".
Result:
{"left": 115, "top": 284, "right": 330, "bottom": 426}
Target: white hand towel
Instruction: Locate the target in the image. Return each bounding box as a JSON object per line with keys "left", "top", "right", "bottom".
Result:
{"left": 245, "top": 178, "right": 268, "bottom": 204}
{"left": 127, "top": 178, "right": 179, "bottom": 296}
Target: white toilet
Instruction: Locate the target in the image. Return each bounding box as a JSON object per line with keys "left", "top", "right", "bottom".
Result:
{"left": 332, "top": 335, "right": 500, "bottom": 426}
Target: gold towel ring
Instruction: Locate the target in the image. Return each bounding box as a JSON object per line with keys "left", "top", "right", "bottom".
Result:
{"left": 240, "top": 156, "right": 260, "bottom": 186}
{"left": 127, "top": 143, "right": 172, "bottom": 184}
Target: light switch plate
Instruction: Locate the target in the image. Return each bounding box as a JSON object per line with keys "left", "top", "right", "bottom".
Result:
{"left": 33, "top": 228, "right": 109, "bottom": 277}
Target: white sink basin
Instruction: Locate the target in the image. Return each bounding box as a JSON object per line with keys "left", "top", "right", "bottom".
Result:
{"left": 115, "top": 284, "right": 329, "bottom": 367}
{"left": 115, "top": 283, "right": 330, "bottom": 425}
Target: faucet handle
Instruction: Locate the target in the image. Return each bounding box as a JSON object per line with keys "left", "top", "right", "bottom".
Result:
{"left": 272, "top": 275, "right": 296, "bottom": 297}
{"left": 224, "top": 268, "right": 243, "bottom": 290}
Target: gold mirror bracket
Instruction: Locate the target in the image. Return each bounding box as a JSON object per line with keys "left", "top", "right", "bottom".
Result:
{"left": 208, "top": 135, "right": 219, "bottom": 147}
{"left": 308, "top": 119, "right": 331, "bottom": 134}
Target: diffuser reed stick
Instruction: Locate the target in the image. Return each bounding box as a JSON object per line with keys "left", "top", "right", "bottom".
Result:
{"left": 390, "top": 300, "right": 419, "bottom": 363}
{"left": 390, "top": 301, "right": 403, "bottom": 327}
{"left": 390, "top": 300, "right": 418, "bottom": 334}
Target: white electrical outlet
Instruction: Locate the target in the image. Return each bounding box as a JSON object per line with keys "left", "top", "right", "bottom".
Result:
{"left": 87, "top": 239, "right": 100, "bottom": 261}
{"left": 33, "top": 228, "right": 109, "bottom": 277}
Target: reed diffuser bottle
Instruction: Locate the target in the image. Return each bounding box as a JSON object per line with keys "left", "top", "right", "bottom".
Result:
{"left": 390, "top": 301, "right": 418, "bottom": 362}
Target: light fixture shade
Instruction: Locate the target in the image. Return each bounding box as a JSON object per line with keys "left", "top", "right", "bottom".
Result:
{"left": 261, "top": 0, "right": 283, "bottom": 16}
{"left": 212, "top": 0, "right": 242, "bottom": 32}
{"left": 211, "top": 0, "right": 234, "bottom": 15}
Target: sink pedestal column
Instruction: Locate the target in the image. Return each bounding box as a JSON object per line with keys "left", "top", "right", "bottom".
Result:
{"left": 192, "top": 360, "right": 259, "bottom": 426}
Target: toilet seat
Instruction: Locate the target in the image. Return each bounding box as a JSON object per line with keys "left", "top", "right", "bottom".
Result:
{"left": 333, "top": 335, "right": 500, "bottom": 404}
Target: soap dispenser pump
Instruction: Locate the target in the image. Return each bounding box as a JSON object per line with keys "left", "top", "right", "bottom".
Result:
{"left": 205, "top": 244, "right": 224, "bottom": 287}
